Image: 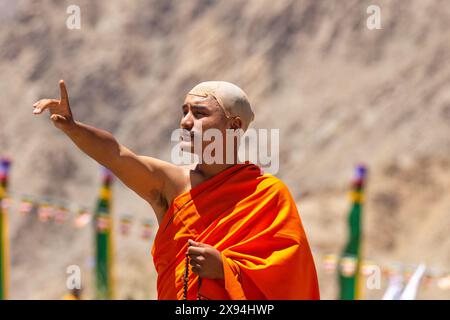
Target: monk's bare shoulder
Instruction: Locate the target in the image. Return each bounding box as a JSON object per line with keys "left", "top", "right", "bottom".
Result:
{"left": 137, "top": 156, "right": 192, "bottom": 221}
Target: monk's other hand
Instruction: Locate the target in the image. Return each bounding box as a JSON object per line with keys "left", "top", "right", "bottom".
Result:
{"left": 187, "top": 239, "right": 225, "bottom": 280}
{"left": 32, "top": 80, "right": 75, "bottom": 132}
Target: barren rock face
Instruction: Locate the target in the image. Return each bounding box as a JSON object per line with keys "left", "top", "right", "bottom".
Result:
{"left": 0, "top": 0, "right": 449, "bottom": 299}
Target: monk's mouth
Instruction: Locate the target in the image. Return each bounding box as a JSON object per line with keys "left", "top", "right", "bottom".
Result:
{"left": 181, "top": 131, "right": 196, "bottom": 141}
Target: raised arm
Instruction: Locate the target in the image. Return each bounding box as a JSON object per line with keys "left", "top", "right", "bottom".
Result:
{"left": 32, "top": 80, "right": 179, "bottom": 210}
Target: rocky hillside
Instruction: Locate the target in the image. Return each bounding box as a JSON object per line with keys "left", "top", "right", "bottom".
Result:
{"left": 0, "top": 0, "right": 449, "bottom": 299}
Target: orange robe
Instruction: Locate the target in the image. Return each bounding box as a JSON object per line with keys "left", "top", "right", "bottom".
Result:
{"left": 151, "top": 162, "right": 320, "bottom": 300}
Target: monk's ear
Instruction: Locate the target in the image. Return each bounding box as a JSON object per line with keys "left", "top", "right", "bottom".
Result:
{"left": 229, "top": 117, "right": 242, "bottom": 130}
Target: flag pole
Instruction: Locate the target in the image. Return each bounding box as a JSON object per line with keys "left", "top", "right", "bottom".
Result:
{"left": 94, "top": 167, "right": 115, "bottom": 299}
{"left": 0, "top": 157, "right": 11, "bottom": 300}
{"left": 339, "top": 164, "right": 368, "bottom": 300}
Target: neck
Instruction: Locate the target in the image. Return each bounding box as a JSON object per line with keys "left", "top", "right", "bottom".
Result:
{"left": 194, "top": 162, "right": 236, "bottom": 180}
{"left": 192, "top": 145, "right": 240, "bottom": 179}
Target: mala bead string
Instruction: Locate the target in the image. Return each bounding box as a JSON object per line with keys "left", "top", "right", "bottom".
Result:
{"left": 183, "top": 253, "right": 189, "bottom": 300}
{"left": 183, "top": 242, "right": 203, "bottom": 300}
{"left": 197, "top": 277, "right": 202, "bottom": 300}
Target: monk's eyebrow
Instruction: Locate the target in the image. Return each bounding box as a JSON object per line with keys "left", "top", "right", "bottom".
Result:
{"left": 192, "top": 104, "right": 209, "bottom": 110}
{"left": 182, "top": 103, "right": 210, "bottom": 110}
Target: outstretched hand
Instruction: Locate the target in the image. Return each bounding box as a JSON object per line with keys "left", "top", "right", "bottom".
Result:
{"left": 33, "top": 80, "right": 75, "bottom": 131}
{"left": 187, "top": 239, "right": 225, "bottom": 280}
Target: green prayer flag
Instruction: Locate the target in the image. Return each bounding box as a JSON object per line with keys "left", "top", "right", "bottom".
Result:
{"left": 95, "top": 167, "right": 115, "bottom": 299}
{"left": 339, "top": 165, "right": 367, "bottom": 300}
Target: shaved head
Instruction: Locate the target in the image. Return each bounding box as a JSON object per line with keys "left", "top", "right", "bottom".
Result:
{"left": 188, "top": 81, "right": 255, "bottom": 132}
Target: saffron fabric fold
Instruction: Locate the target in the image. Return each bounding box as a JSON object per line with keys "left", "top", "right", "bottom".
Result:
{"left": 151, "top": 162, "right": 320, "bottom": 300}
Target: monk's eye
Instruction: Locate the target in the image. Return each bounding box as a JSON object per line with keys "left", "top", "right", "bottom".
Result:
{"left": 182, "top": 108, "right": 191, "bottom": 116}
{"left": 194, "top": 111, "right": 207, "bottom": 118}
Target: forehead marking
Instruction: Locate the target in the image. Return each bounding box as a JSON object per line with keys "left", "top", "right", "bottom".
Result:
{"left": 188, "top": 93, "right": 209, "bottom": 98}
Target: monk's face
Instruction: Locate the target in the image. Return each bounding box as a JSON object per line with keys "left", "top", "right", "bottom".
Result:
{"left": 180, "top": 94, "right": 239, "bottom": 157}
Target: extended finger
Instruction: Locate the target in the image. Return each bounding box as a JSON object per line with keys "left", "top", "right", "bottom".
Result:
{"left": 59, "top": 80, "right": 69, "bottom": 101}
{"left": 33, "top": 99, "right": 58, "bottom": 114}
{"left": 32, "top": 99, "right": 48, "bottom": 109}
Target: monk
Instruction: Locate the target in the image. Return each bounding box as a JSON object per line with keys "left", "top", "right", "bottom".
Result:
{"left": 33, "top": 80, "right": 319, "bottom": 300}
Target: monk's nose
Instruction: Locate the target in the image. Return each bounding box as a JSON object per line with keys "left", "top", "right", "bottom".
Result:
{"left": 180, "top": 113, "right": 194, "bottom": 130}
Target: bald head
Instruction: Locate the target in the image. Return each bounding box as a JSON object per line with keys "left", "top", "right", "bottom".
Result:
{"left": 188, "top": 81, "right": 255, "bottom": 131}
